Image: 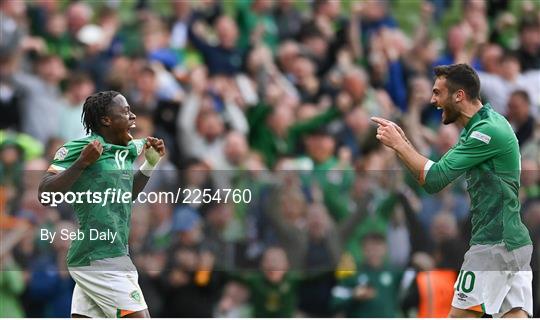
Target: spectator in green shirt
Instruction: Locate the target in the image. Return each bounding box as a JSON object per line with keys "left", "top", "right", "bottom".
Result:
{"left": 230, "top": 246, "right": 300, "bottom": 317}
{"left": 0, "top": 267, "right": 25, "bottom": 317}
{"left": 43, "top": 13, "right": 80, "bottom": 68}
{"left": 235, "top": 0, "right": 279, "bottom": 52}
{"left": 247, "top": 104, "right": 340, "bottom": 169}
{"left": 331, "top": 232, "right": 404, "bottom": 317}
{"left": 247, "top": 95, "right": 352, "bottom": 169}
{"left": 297, "top": 125, "right": 354, "bottom": 222}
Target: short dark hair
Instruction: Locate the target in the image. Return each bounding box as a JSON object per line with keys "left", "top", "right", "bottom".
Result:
{"left": 510, "top": 89, "right": 531, "bottom": 104}
{"left": 362, "top": 231, "right": 386, "bottom": 243}
{"left": 66, "top": 72, "right": 93, "bottom": 89}
{"left": 501, "top": 50, "right": 519, "bottom": 63}
{"left": 519, "top": 15, "right": 540, "bottom": 33}
{"left": 33, "top": 54, "right": 61, "bottom": 73}
{"left": 81, "top": 91, "right": 121, "bottom": 134}
{"left": 433, "top": 64, "right": 480, "bottom": 100}
{"left": 313, "top": 0, "right": 328, "bottom": 12}
{"left": 34, "top": 54, "right": 58, "bottom": 65}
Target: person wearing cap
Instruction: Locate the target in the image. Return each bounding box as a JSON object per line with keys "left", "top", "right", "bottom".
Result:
{"left": 76, "top": 24, "right": 112, "bottom": 91}
{"left": 331, "top": 231, "right": 404, "bottom": 317}
{"left": 294, "top": 123, "right": 354, "bottom": 222}
{"left": 161, "top": 206, "right": 220, "bottom": 317}
{"left": 170, "top": 205, "right": 203, "bottom": 247}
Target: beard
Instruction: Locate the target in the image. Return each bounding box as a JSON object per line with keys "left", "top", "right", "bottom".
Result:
{"left": 442, "top": 98, "right": 461, "bottom": 125}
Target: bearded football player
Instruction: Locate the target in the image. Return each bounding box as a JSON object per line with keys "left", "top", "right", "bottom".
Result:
{"left": 372, "top": 64, "right": 532, "bottom": 318}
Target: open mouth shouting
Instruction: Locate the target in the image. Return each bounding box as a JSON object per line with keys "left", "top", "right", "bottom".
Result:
{"left": 127, "top": 121, "right": 136, "bottom": 139}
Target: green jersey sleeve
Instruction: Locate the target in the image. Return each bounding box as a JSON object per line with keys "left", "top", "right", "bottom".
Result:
{"left": 48, "top": 139, "right": 90, "bottom": 173}
{"left": 423, "top": 121, "right": 503, "bottom": 194}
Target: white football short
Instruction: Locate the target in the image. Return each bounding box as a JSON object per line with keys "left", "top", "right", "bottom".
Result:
{"left": 68, "top": 255, "right": 148, "bottom": 318}
{"left": 451, "top": 243, "right": 532, "bottom": 317}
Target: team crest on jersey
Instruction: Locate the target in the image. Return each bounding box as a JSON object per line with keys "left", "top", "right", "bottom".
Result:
{"left": 130, "top": 290, "right": 141, "bottom": 303}
{"left": 54, "top": 147, "right": 68, "bottom": 161}
{"left": 380, "top": 272, "right": 392, "bottom": 286}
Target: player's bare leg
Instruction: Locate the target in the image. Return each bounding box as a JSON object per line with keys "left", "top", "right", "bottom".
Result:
{"left": 122, "top": 309, "right": 150, "bottom": 318}
{"left": 448, "top": 306, "right": 483, "bottom": 318}
{"left": 502, "top": 307, "right": 528, "bottom": 318}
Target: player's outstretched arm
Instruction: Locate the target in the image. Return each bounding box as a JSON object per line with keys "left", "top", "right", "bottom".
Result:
{"left": 38, "top": 140, "right": 103, "bottom": 204}
{"left": 371, "top": 117, "right": 430, "bottom": 185}
{"left": 132, "top": 137, "right": 165, "bottom": 199}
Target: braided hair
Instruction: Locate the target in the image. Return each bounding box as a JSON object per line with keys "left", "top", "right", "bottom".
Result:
{"left": 81, "top": 91, "right": 121, "bottom": 135}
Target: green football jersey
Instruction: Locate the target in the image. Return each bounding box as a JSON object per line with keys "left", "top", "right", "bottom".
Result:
{"left": 48, "top": 133, "right": 145, "bottom": 267}
{"left": 331, "top": 265, "right": 403, "bottom": 317}
{"left": 423, "top": 103, "right": 531, "bottom": 250}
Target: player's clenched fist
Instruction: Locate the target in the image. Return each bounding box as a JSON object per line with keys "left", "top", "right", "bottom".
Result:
{"left": 144, "top": 137, "right": 165, "bottom": 166}
{"left": 76, "top": 140, "right": 103, "bottom": 168}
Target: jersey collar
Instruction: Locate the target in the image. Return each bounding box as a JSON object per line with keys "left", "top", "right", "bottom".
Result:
{"left": 464, "top": 103, "right": 491, "bottom": 132}
{"left": 90, "top": 133, "right": 106, "bottom": 145}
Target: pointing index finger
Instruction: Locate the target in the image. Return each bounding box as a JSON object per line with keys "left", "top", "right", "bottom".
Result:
{"left": 371, "top": 117, "right": 391, "bottom": 126}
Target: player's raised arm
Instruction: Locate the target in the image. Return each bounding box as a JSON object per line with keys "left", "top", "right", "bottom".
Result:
{"left": 38, "top": 140, "right": 103, "bottom": 203}
{"left": 132, "top": 137, "right": 166, "bottom": 199}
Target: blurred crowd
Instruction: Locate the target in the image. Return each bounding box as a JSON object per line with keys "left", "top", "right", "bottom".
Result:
{"left": 0, "top": 0, "right": 539, "bottom": 317}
